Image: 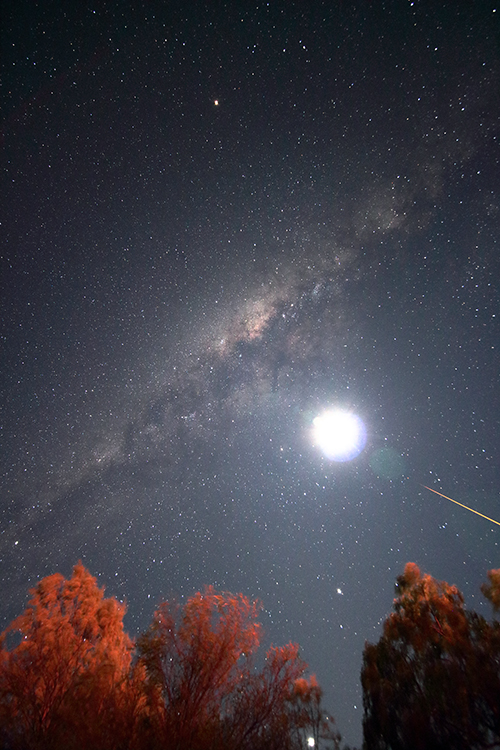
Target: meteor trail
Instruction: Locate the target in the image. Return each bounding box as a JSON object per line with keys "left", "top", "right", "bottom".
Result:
{"left": 422, "top": 485, "right": 500, "bottom": 527}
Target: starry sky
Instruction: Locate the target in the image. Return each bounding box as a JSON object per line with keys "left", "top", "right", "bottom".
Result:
{"left": 1, "top": 1, "right": 499, "bottom": 745}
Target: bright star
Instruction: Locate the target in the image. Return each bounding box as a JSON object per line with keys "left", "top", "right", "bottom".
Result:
{"left": 312, "top": 410, "right": 367, "bottom": 462}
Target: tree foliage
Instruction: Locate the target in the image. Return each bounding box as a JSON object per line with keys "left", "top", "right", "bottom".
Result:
{"left": 361, "top": 563, "right": 500, "bottom": 750}
{"left": 136, "top": 585, "right": 340, "bottom": 750}
{"left": 481, "top": 568, "right": 500, "bottom": 613}
{"left": 0, "top": 569, "right": 337, "bottom": 750}
{"left": 0, "top": 562, "right": 136, "bottom": 749}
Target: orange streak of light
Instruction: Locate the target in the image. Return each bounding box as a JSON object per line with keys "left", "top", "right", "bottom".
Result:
{"left": 422, "top": 485, "right": 500, "bottom": 527}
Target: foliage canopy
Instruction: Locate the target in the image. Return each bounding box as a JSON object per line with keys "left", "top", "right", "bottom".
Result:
{"left": 0, "top": 566, "right": 339, "bottom": 750}
{"left": 361, "top": 562, "right": 500, "bottom": 750}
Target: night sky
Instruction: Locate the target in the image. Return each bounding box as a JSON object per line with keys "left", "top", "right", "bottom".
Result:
{"left": 2, "top": 2, "right": 500, "bottom": 745}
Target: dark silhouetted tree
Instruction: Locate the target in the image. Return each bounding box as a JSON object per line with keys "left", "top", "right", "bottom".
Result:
{"left": 361, "top": 562, "right": 500, "bottom": 750}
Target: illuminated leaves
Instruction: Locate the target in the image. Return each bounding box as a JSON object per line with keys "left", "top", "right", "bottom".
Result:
{"left": 361, "top": 563, "right": 500, "bottom": 750}
{"left": 0, "top": 572, "right": 333, "bottom": 750}
{"left": 0, "top": 563, "right": 134, "bottom": 749}
{"left": 136, "top": 586, "right": 263, "bottom": 748}
{"left": 136, "top": 587, "right": 333, "bottom": 749}
{"left": 481, "top": 568, "right": 500, "bottom": 613}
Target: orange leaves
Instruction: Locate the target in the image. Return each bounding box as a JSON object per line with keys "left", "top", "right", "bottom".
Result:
{"left": 386, "top": 561, "right": 468, "bottom": 651}
{"left": 136, "top": 586, "right": 268, "bottom": 748}
{"left": 0, "top": 562, "right": 134, "bottom": 749}
{"left": 289, "top": 673, "right": 341, "bottom": 749}
{"left": 136, "top": 589, "right": 333, "bottom": 750}
{"left": 362, "top": 562, "right": 500, "bottom": 750}
{"left": 481, "top": 568, "right": 500, "bottom": 612}
{"left": 293, "top": 674, "right": 320, "bottom": 700}
{"left": 0, "top": 570, "right": 332, "bottom": 750}
{"left": 177, "top": 585, "right": 262, "bottom": 681}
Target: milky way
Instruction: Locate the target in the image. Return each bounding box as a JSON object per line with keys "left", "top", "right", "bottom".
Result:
{"left": 2, "top": 4, "right": 499, "bottom": 745}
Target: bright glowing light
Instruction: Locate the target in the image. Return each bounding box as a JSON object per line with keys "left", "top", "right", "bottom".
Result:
{"left": 312, "top": 410, "right": 366, "bottom": 462}
{"left": 307, "top": 738, "right": 315, "bottom": 748}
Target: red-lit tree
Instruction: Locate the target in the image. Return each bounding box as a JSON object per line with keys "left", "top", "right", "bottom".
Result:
{"left": 0, "top": 562, "right": 135, "bottom": 749}
{"left": 288, "top": 674, "right": 341, "bottom": 750}
{"left": 136, "top": 586, "right": 337, "bottom": 750}
{"left": 481, "top": 567, "right": 500, "bottom": 613}
{"left": 361, "top": 563, "right": 500, "bottom": 750}
{"left": 136, "top": 586, "right": 262, "bottom": 748}
{"left": 0, "top": 571, "right": 338, "bottom": 750}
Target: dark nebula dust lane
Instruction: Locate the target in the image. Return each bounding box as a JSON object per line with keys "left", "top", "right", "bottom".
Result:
{"left": 1, "top": 2, "right": 500, "bottom": 745}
